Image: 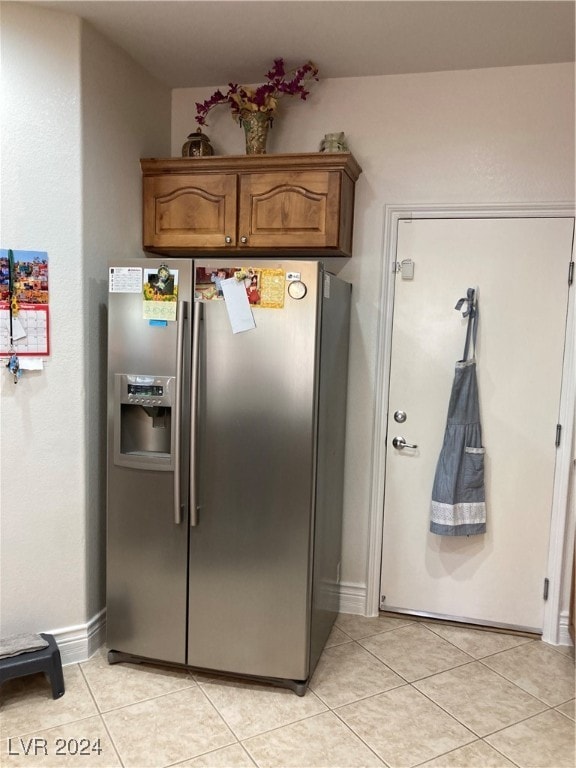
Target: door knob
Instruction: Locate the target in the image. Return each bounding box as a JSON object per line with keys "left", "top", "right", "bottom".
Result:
{"left": 392, "top": 436, "right": 418, "bottom": 450}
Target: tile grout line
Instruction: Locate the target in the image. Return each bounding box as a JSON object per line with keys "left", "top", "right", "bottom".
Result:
{"left": 80, "top": 672, "right": 199, "bottom": 716}
{"left": 408, "top": 737, "right": 524, "bottom": 768}
{"left": 78, "top": 661, "right": 125, "bottom": 768}
{"left": 225, "top": 702, "right": 391, "bottom": 767}
{"left": 478, "top": 738, "right": 523, "bottom": 768}
{"left": 328, "top": 625, "right": 557, "bottom": 768}
{"left": 481, "top": 705, "right": 573, "bottom": 739}
{"left": 358, "top": 623, "right": 479, "bottom": 666}
{"left": 164, "top": 741, "right": 257, "bottom": 768}
{"left": 179, "top": 680, "right": 241, "bottom": 750}
{"left": 318, "top": 660, "right": 471, "bottom": 768}
{"left": 541, "top": 642, "right": 576, "bottom": 660}
{"left": 324, "top": 705, "right": 394, "bottom": 768}
{"left": 216, "top": 697, "right": 331, "bottom": 744}
{"left": 554, "top": 703, "right": 576, "bottom": 722}
{"left": 310, "top": 679, "right": 408, "bottom": 712}
{"left": 350, "top": 640, "right": 413, "bottom": 684}
{"left": 0, "top": 663, "right": 119, "bottom": 743}
{"left": 1, "top": 710, "right": 115, "bottom": 744}
{"left": 475, "top": 655, "right": 570, "bottom": 708}
{"left": 356, "top": 635, "right": 479, "bottom": 686}
{"left": 406, "top": 646, "right": 574, "bottom": 760}
{"left": 329, "top": 679, "right": 552, "bottom": 768}
{"left": 99, "top": 679, "right": 239, "bottom": 768}
{"left": 410, "top": 675, "right": 554, "bottom": 744}
{"left": 334, "top": 618, "right": 418, "bottom": 644}
{"left": 422, "top": 621, "right": 535, "bottom": 655}
{"left": 331, "top": 618, "right": 574, "bottom": 768}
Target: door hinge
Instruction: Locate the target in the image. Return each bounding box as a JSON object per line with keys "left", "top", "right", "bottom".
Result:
{"left": 543, "top": 578, "right": 549, "bottom": 601}
{"left": 569, "top": 261, "right": 574, "bottom": 286}
{"left": 555, "top": 424, "right": 562, "bottom": 447}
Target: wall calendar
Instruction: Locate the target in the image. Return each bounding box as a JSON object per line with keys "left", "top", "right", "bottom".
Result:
{"left": 0, "top": 303, "right": 50, "bottom": 357}
{"left": 0, "top": 249, "right": 50, "bottom": 357}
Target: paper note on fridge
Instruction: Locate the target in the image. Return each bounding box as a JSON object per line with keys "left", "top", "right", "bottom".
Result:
{"left": 221, "top": 277, "right": 256, "bottom": 334}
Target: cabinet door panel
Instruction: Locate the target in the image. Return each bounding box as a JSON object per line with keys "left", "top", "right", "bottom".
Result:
{"left": 239, "top": 171, "right": 340, "bottom": 248}
{"left": 143, "top": 174, "right": 237, "bottom": 249}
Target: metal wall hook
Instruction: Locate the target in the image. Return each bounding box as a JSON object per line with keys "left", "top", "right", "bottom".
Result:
{"left": 455, "top": 287, "right": 477, "bottom": 317}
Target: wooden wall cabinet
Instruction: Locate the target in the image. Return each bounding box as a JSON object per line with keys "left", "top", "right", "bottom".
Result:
{"left": 141, "top": 153, "right": 362, "bottom": 257}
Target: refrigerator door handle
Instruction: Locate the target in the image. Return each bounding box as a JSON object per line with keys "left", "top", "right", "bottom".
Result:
{"left": 190, "top": 301, "right": 203, "bottom": 527}
{"left": 173, "top": 300, "right": 187, "bottom": 525}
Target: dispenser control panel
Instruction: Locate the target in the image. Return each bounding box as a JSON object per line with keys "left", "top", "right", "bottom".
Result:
{"left": 128, "top": 383, "right": 164, "bottom": 398}
{"left": 120, "top": 374, "right": 174, "bottom": 407}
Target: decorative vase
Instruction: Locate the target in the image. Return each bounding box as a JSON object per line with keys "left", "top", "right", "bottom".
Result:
{"left": 182, "top": 129, "right": 214, "bottom": 157}
{"left": 240, "top": 110, "right": 272, "bottom": 154}
{"left": 320, "top": 132, "right": 348, "bottom": 153}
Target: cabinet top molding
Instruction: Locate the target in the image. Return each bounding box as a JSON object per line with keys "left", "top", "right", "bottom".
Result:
{"left": 141, "top": 152, "right": 362, "bottom": 180}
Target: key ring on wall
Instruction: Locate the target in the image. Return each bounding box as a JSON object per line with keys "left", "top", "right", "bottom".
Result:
{"left": 5, "top": 249, "right": 22, "bottom": 383}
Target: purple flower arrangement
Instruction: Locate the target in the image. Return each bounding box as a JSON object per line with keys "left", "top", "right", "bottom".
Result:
{"left": 195, "top": 59, "right": 319, "bottom": 126}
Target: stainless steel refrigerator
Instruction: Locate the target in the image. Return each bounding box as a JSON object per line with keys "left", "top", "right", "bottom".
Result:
{"left": 106, "top": 259, "right": 350, "bottom": 694}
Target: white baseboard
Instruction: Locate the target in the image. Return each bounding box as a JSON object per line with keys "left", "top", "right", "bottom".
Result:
{"left": 48, "top": 593, "right": 569, "bottom": 660}
{"left": 47, "top": 591, "right": 366, "bottom": 665}
{"left": 48, "top": 592, "right": 366, "bottom": 665}
{"left": 338, "top": 581, "right": 368, "bottom": 616}
{"left": 46, "top": 608, "right": 106, "bottom": 666}
{"left": 557, "top": 610, "right": 575, "bottom": 647}
{"left": 337, "top": 582, "right": 575, "bottom": 642}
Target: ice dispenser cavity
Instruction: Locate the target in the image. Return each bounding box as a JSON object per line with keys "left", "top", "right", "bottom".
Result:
{"left": 114, "top": 374, "right": 176, "bottom": 470}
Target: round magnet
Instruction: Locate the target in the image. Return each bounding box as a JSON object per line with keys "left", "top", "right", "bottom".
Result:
{"left": 288, "top": 280, "right": 307, "bottom": 300}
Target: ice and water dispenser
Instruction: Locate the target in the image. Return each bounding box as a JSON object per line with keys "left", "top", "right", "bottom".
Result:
{"left": 114, "top": 374, "right": 176, "bottom": 471}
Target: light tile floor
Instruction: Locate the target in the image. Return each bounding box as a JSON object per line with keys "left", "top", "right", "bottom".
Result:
{"left": 1, "top": 615, "right": 574, "bottom": 768}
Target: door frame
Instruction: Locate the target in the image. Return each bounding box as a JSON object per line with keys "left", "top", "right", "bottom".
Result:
{"left": 366, "top": 202, "right": 575, "bottom": 645}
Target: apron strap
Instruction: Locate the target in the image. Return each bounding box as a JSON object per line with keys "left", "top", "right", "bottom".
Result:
{"left": 455, "top": 287, "right": 477, "bottom": 361}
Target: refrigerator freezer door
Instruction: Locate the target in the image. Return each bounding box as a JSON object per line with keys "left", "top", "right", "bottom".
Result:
{"left": 188, "top": 261, "right": 321, "bottom": 682}
{"left": 107, "top": 258, "right": 193, "bottom": 664}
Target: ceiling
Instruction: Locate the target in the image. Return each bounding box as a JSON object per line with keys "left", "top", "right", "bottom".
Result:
{"left": 22, "top": 1, "right": 576, "bottom": 88}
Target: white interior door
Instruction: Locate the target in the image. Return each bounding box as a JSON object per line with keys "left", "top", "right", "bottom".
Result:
{"left": 380, "top": 216, "right": 574, "bottom": 632}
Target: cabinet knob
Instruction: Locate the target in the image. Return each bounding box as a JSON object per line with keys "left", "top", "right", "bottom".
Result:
{"left": 225, "top": 236, "right": 232, "bottom": 244}
{"left": 240, "top": 236, "right": 248, "bottom": 245}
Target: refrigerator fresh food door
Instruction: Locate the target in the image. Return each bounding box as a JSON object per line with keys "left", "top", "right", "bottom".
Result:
{"left": 107, "top": 258, "right": 193, "bottom": 664}
{"left": 309, "top": 273, "right": 351, "bottom": 675}
{"left": 188, "top": 261, "right": 321, "bottom": 682}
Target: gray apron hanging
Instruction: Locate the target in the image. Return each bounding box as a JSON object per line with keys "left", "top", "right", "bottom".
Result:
{"left": 430, "top": 288, "right": 486, "bottom": 536}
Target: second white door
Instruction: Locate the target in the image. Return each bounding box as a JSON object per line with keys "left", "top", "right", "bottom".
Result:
{"left": 380, "top": 216, "right": 574, "bottom": 631}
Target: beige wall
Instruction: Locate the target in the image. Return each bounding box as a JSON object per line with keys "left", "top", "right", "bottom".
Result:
{"left": 173, "top": 63, "right": 575, "bottom": 608}
{"left": 81, "top": 17, "right": 171, "bottom": 621}
{"left": 1, "top": 4, "right": 85, "bottom": 635}
{"left": 0, "top": 4, "right": 171, "bottom": 652}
